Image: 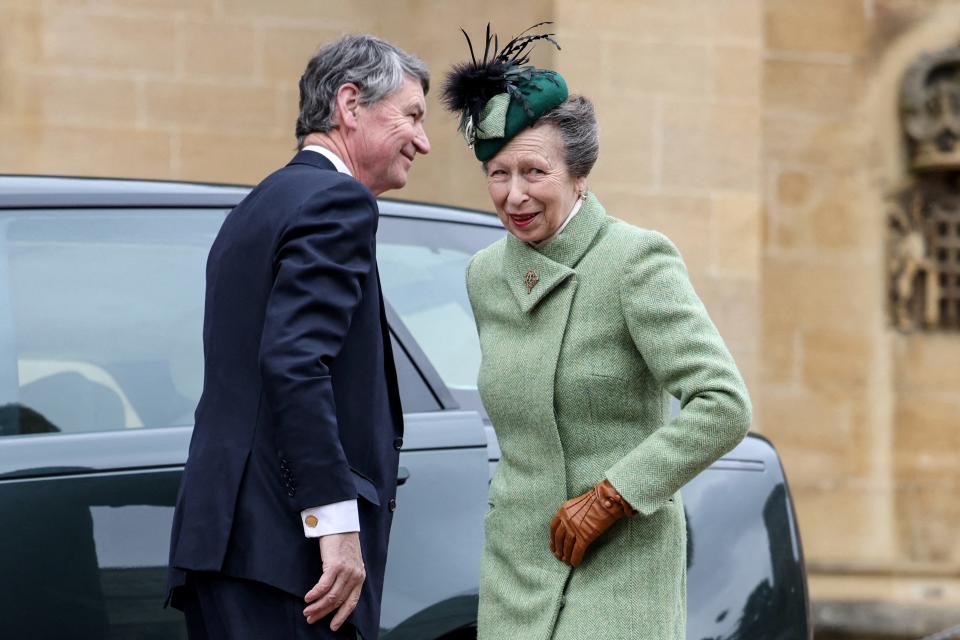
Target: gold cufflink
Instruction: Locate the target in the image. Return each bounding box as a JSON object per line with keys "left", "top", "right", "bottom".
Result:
{"left": 305, "top": 515, "right": 318, "bottom": 528}
{"left": 524, "top": 268, "right": 539, "bottom": 293}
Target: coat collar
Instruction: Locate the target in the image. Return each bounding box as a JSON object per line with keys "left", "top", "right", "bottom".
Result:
{"left": 287, "top": 149, "right": 337, "bottom": 171}
{"left": 502, "top": 193, "right": 607, "bottom": 313}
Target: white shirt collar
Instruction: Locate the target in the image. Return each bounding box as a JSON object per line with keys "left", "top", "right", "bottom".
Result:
{"left": 302, "top": 145, "right": 353, "bottom": 176}
{"left": 532, "top": 196, "right": 584, "bottom": 247}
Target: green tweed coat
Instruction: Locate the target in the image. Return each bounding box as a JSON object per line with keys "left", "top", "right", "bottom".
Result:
{"left": 466, "top": 194, "right": 752, "bottom": 640}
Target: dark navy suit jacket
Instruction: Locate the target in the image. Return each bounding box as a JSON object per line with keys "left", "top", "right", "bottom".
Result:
{"left": 168, "top": 151, "right": 403, "bottom": 640}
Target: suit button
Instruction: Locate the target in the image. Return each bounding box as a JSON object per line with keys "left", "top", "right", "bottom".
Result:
{"left": 388, "top": 498, "right": 396, "bottom": 512}
{"left": 393, "top": 437, "right": 403, "bottom": 451}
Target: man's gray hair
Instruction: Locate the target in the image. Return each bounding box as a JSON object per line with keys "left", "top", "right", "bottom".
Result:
{"left": 296, "top": 35, "right": 429, "bottom": 148}
{"left": 537, "top": 95, "right": 599, "bottom": 178}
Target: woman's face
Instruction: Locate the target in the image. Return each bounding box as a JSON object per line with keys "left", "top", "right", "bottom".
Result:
{"left": 485, "top": 124, "right": 586, "bottom": 244}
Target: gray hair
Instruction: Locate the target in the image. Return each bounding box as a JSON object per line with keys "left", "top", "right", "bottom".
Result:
{"left": 537, "top": 95, "right": 599, "bottom": 178}
{"left": 296, "top": 35, "right": 429, "bottom": 148}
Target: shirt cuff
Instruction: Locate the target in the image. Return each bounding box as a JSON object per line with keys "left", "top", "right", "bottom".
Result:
{"left": 300, "top": 500, "right": 360, "bottom": 538}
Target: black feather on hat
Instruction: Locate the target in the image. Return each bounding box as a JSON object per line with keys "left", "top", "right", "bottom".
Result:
{"left": 441, "top": 22, "right": 562, "bottom": 139}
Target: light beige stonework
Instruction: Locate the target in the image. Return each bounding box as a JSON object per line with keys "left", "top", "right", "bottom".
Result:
{"left": 3, "top": 1, "right": 960, "bottom": 636}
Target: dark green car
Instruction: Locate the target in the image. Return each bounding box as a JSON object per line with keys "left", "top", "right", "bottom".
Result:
{"left": 0, "top": 176, "right": 810, "bottom": 640}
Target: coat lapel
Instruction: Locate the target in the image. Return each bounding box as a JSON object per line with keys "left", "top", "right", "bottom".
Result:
{"left": 502, "top": 193, "right": 607, "bottom": 314}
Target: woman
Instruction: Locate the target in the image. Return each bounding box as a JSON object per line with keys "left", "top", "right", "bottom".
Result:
{"left": 442, "top": 25, "right": 752, "bottom": 639}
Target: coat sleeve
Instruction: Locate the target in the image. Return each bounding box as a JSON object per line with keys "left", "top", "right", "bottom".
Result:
{"left": 259, "top": 179, "right": 377, "bottom": 512}
{"left": 605, "top": 230, "right": 751, "bottom": 516}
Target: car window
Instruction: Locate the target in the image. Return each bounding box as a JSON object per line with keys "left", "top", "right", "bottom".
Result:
{"left": 0, "top": 209, "right": 226, "bottom": 437}
{"left": 378, "top": 215, "right": 504, "bottom": 415}
{"left": 390, "top": 334, "right": 440, "bottom": 413}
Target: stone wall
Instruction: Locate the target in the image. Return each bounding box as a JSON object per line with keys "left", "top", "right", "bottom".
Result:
{"left": 2, "top": 0, "right": 960, "bottom": 636}
{"left": 0, "top": 0, "right": 549, "bottom": 208}
{"left": 762, "top": 0, "right": 960, "bottom": 635}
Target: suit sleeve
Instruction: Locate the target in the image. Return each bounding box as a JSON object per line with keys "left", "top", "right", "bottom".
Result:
{"left": 259, "top": 179, "right": 377, "bottom": 512}
{"left": 605, "top": 231, "right": 752, "bottom": 516}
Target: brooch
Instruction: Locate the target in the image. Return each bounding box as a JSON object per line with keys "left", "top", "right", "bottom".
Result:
{"left": 524, "top": 268, "right": 540, "bottom": 294}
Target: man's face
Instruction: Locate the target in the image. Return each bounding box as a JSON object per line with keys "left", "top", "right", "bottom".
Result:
{"left": 351, "top": 77, "right": 430, "bottom": 195}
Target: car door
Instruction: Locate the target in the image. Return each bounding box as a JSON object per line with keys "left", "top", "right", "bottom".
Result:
{"left": 376, "top": 207, "right": 504, "bottom": 638}
{"left": 0, "top": 200, "right": 504, "bottom": 639}
{"left": 0, "top": 206, "right": 226, "bottom": 640}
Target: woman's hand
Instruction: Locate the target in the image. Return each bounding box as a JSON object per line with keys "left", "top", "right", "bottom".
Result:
{"left": 550, "top": 479, "right": 636, "bottom": 567}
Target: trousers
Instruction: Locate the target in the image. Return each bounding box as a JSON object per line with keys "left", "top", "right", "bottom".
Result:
{"left": 172, "top": 571, "right": 360, "bottom": 640}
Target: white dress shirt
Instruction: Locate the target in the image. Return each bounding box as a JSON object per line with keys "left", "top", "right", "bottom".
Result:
{"left": 297, "top": 144, "right": 360, "bottom": 538}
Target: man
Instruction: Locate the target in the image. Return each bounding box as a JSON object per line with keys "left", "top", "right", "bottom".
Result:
{"left": 167, "top": 35, "right": 430, "bottom": 640}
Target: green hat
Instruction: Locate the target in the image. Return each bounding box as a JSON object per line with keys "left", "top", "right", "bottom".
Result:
{"left": 441, "top": 23, "right": 568, "bottom": 161}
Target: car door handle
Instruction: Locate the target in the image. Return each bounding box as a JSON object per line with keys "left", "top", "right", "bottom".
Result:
{"left": 397, "top": 466, "right": 410, "bottom": 486}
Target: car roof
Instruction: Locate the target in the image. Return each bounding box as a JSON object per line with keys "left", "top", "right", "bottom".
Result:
{"left": 0, "top": 175, "right": 501, "bottom": 228}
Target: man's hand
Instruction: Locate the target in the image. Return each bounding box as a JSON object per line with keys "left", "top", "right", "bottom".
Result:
{"left": 303, "top": 532, "right": 365, "bottom": 631}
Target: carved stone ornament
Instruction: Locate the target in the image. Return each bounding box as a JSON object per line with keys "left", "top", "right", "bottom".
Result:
{"left": 889, "top": 44, "right": 960, "bottom": 332}
{"left": 901, "top": 46, "right": 960, "bottom": 172}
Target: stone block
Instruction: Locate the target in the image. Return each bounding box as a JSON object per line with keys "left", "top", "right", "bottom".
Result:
{"left": 181, "top": 20, "right": 257, "bottom": 79}
{"left": 0, "top": 123, "right": 172, "bottom": 178}
{"left": 760, "top": 321, "right": 799, "bottom": 387}
{"left": 765, "top": 58, "right": 865, "bottom": 117}
{"left": 42, "top": 11, "right": 176, "bottom": 73}
{"left": 608, "top": 41, "right": 710, "bottom": 99}
{"left": 791, "top": 483, "right": 894, "bottom": 563}
{"left": 383, "top": 3, "right": 554, "bottom": 68}
{"left": 695, "top": 274, "right": 759, "bottom": 364}
{"left": 0, "top": 122, "right": 39, "bottom": 171}
{"left": 0, "top": 8, "right": 43, "bottom": 68}
{"left": 178, "top": 132, "right": 291, "bottom": 184}
{"left": 589, "top": 93, "right": 656, "bottom": 189}
{"left": 800, "top": 328, "right": 875, "bottom": 397}
{"left": 710, "top": 192, "right": 761, "bottom": 278}
{"left": 556, "top": 0, "right": 710, "bottom": 41}
{"left": 776, "top": 169, "right": 815, "bottom": 209}
{"left": 260, "top": 26, "right": 344, "bottom": 82}
{"left": 708, "top": 0, "right": 762, "bottom": 43}
{"left": 70, "top": 0, "right": 215, "bottom": 17}
{"left": 276, "top": 87, "right": 298, "bottom": 138}
{"left": 219, "top": 0, "right": 378, "bottom": 28}
{"left": 764, "top": 115, "right": 867, "bottom": 170}
{"left": 16, "top": 72, "right": 139, "bottom": 128}
{"left": 895, "top": 334, "right": 960, "bottom": 393}
{"left": 712, "top": 103, "right": 761, "bottom": 190}
{"left": 894, "top": 482, "right": 960, "bottom": 564}
{"left": 660, "top": 101, "right": 760, "bottom": 190}
{"left": 144, "top": 81, "right": 279, "bottom": 134}
{"left": 0, "top": 67, "right": 24, "bottom": 123}
{"left": 712, "top": 45, "right": 761, "bottom": 102}
{"left": 766, "top": 0, "right": 868, "bottom": 56}
{"left": 893, "top": 393, "right": 960, "bottom": 483}
{"left": 554, "top": 34, "right": 609, "bottom": 97}
{"left": 760, "top": 391, "right": 859, "bottom": 481}
{"left": 769, "top": 168, "right": 880, "bottom": 253}
{"left": 762, "top": 255, "right": 879, "bottom": 332}
{"left": 810, "top": 173, "right": 878, "bottom": 251}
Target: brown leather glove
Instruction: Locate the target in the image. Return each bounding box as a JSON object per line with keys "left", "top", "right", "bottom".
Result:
{"left": 550, "top": 479, "right": 636, "bottom": 567}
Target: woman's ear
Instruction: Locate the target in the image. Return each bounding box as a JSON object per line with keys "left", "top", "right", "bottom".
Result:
{"left": 334, "top": 83, "right": 361, "bottom": 131}
{"left": 574, "top": 176, "right": 587, "bottom": 198}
